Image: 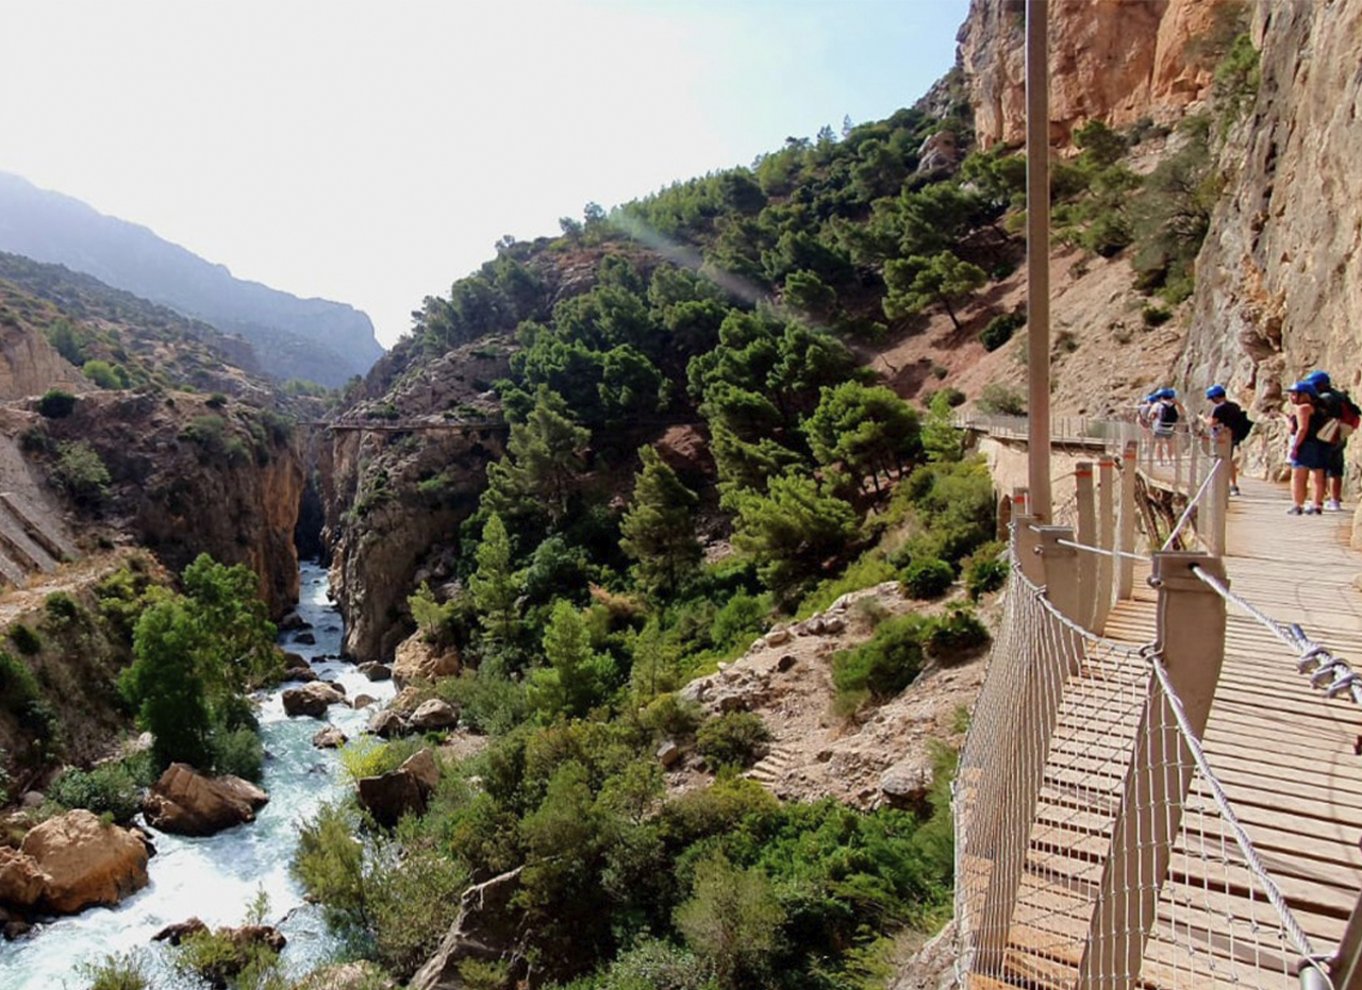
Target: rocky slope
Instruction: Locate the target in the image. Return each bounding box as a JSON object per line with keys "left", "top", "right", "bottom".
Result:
{"left": 22, "top": 391, "right": 304, "bottom": 615}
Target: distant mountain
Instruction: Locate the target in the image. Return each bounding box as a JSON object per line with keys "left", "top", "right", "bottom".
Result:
{"left": 0, "top": 172, "right": 384, "bottom": 386}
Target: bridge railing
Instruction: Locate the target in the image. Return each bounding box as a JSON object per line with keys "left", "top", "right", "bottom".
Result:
{"left": 952, "top": 415, "right": 1333, "bottom": 989}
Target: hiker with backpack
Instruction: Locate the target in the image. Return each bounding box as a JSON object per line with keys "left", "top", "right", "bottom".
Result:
{"left": 1285, "top": 379, "right": 1331, "bottom": 515}
{"left": 1305, "top": 370, "right": 1357, "bottom": 511}
{"left": 1150, "top": 387, "right": 1185, "bottom": 465}
{"left": 1204, "top": 384, "right": 1251, "bottom": 496}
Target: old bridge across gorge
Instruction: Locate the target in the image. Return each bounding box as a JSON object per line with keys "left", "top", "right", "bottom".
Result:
{"left": 952, "top": 415, "right": 1362, "bottom": 989}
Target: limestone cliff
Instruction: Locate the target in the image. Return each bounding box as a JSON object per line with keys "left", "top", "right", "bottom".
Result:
{"left": 26, "top": 391, "right": 304, "bottom": 614}
{"left": 959, "top": 0, "right": 1221, "bottom": 148}
{"left": 319, "top": 340, "right": 512, "bottom": 660}
{"left": 1174, "top": 0, "right": 1362, "bottom": 460}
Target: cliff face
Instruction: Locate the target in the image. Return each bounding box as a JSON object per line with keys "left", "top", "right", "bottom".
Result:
{"left": 31, "top": 391, "right": 304, "bottom": 614}
{"left": 318, "top": 340, "right": 512, "bottom": 660}
{"left": 959, "top": 0, "right": 1219, "bottom": 148}
{"left": 1175, "top": 0, "right": 1362, "bottom": 433}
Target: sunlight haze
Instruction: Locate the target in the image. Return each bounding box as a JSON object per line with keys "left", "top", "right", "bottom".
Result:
{"left": 0, "top": 0, "right": 965, "bottom": 349}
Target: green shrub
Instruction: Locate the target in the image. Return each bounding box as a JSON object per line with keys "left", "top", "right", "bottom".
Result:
{"left": 963, "top": 542, "right": 1009, "bottom": 600}
{"left": 794, "top": 552, "right": 896, "bottom": 620}
{"left": 902, "top": 558, "right": 954, "bottom": 599}
{"left": 209, "top": 727, "right": 264, "bottom": 781}
{"left": 641, "top": 692, "right": 704, "bottom": 740}
{"left": 77, "top": 950, "right": 150, "bottom": 990}
{"left": 980, "top": 310, "right": 1025, "bottom": 351}
{"left": 47, "top": 762, "right": 143, "bottom": 823}
{"left": 975, "top": 383, "right": 1026, "bottom": 416}
{"left": 922, "top": 606, "right": 990, "bottom": 662}
{"left": 338, "top": 737, "right": 422, "bottom": 783}
{"left": 9, "top": 623, "right": 42, "bottom": 656}
{"left": 1142, "top": 304, "right": 1173, "bottom": 327}
{"left": 832, "top": 614, "right": 929, "bottom": 701}
{"left": 20, "top": 425, "right": 54, "bottom": 455}
{"left": 53, "top": 441, "right": 111, "bottom": 506}
{"left": 82, "top": 360, "right": 129, "bottom": 389}
{"left": 45, "top": 591, "right": 82, "bottom": 625}
{"left": 38, "top": 388, "right": 77, "bottom": 418}
{"left": 205, "top": 392, "right": 228, "bottom": 409}
{"left": 437, "top": 671, "right": 530, "bottom": 736}
{"left": 695, "top": 712, "right": 770, "bottom": 770}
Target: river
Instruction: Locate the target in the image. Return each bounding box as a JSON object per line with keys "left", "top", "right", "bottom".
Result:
{"left": 0, "top": 560, "right": 394, "bottom": 989}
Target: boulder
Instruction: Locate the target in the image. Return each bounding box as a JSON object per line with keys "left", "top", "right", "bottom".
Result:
{"left": 0, "top": 847, "right": 49, "bottom": 908}
{"left": 352, "top": 694, "right": 377, "bottom": 710}
{"left": 410, "top": 699, "right": 459, "bottom": 731}
{"left": 20, "top": 810, "right": 149, "bottom": 914}
{"left": 279, "top": 612, "right": 310, "bottom": 632}
{"left": 286, "top": 667, "right": 319, "bottom": 684}
{"left": 153, "top": 917, "right": 208, "bottom": 944}
{"left": 1, "top": 906, "right": 31, "bottom": 940}
{"left": 282, "top": 651, "right": 309, "bottom": 671}
{"left": 764, "top": 628, "right": 791, "bottom": 647}
{"left": 392, "top": 632, "right": 460, "bottom": 689}
{"left": 293, "top": 631, "right": 317, "bottom": 645}
{"left": 282, "top": 682, "right": 345, "bottom": 718}
{"left": 326, "top": 680, "right": 347, "bottom": 695}
{"left": 358, "top": 662, "right": 392, "bottom": 682}
{"left": 357, "top": 749, "right": 439, "bottom": 827}
{"left": 312, "top": 726, "right": 348, "bottom": 749}
{"left": 409, "top": 868, "right": 524, "bottom": 990}
{"left": 367, "top": 709, "right": 409, "bottom": 739}
{"left": 879, "top": 765, "right": 934, "bottom": 815}
{"left": 142, "top": 763, "right": 270, "bottom": 836}
{"left": 657, "top": 741, "right": 682, "bottom": 768}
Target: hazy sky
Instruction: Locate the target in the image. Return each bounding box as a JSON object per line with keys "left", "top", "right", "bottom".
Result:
{"left": 0, "top": 0, "right": 966, "bottom": 349}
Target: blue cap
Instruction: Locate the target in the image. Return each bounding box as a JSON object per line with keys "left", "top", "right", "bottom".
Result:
{"left": 1306, "top": 370, "right": 1331, "bottom": 389}
{"left": 1158, "top": 388, "right": 1176, "bottom": 400}
{"left": 1206, "top": 385, "right": 1226, "bottom": 400}
{"left": 1288, "top": 380, "right": 1318, "bottom": 397}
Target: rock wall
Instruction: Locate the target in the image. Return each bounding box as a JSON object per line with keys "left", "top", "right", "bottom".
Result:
{"left": 35, "top": 391, "right": 304, "bottom": 614}
{"left": 1174, "top": 0, "right": 1362, "bottom": 473}
{"left": 959, "top": 0, "right": 1219, "bottom": 148}
{"left": 0, "top": 323, "right": 82, "bottom": 400}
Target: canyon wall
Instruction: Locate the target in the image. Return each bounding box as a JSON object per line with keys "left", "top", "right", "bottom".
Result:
{"left": 959, "top": 0, "right": 1219, "bottom": 148}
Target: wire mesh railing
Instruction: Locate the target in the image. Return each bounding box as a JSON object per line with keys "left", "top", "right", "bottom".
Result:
{"left": 954, "top": 548, "right": 1328, "bottom": 989}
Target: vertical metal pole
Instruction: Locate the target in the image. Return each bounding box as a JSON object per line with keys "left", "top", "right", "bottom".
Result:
{"left": 1209, "top": 431, "right": 1232, "bottom": 556}
{"left": 1075, "top": 462, "right": 1098, "bottom": 628}
{"left": 1329, "top": 890, "right": 1362, "bottom": 990}
{"left": 1117, "top": 442, "right": 1138, "bottom": 599}
{"left": 1077, "top": 553, "right": 1229, "bottom": 990}
{"left": 1026, "top": 0, "right": 1052, "bottom": 522}
{"left": 1095, "top": 456, "right": 1116, "bottom": 631}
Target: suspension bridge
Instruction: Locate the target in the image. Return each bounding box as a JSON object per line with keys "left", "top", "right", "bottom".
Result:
{"left": 952, "top": 417, "right": 1362, "bottom": 989}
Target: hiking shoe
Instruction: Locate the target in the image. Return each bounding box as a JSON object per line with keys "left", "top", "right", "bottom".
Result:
{"left": 1326, "top": 499, "right": 1344, "bottom": 512}
{"left": 1229, "top": 484, "right": 1241, "bottom": 496}
{"left": 1305, "top": 504, "right": 1322, "bottom": 515}
{"left": 1287, "top": 505, "right": 1304, "bottom": 515}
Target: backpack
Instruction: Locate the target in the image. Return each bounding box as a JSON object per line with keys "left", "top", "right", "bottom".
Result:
{"left": 1219, "top": 401, "right": 1253, "bottom": 443}
{"left": 1317, "top": 389, "right": 1359, "bottom": 443}
{"left": 1157, "top": 401, "right": 1179, "bottom": 426}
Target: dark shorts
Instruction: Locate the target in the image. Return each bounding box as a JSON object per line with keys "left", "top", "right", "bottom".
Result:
{"left": 1292, "top": 438, "right": 1331, "bottom": 471}
{"left": 1328, "top": 443, "right": 1346, "bottom": 478}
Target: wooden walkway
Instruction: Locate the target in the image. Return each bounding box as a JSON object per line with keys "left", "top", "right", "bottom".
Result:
{"left": 997, "top": 475, "right": 1362, "bottom": 988}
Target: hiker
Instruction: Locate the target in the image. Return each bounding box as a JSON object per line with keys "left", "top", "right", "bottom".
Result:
{"left": 1285, "top": 380, "right": 1329, "bottom": 515}
{"left": 1305, "top": 370, "right": 1356, "bottom": 511}
{"left": 1150, "top": 388, "right": 1184, "bottom": 465}
{"left": 1204, "top": 384, "right": 1250, "bottom": 495}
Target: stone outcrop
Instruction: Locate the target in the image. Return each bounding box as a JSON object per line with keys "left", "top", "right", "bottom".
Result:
{"left": 0, "top": 847, "right": 49, "bottom": 908}
{"left": 409, "top": 867, "right": 525, "bottom": 990}
{"left": 959, "top": 0, "right": 1219, "bottom": 148}
{"left": 392, "top": 632, "right": 460, "bottom": 689}
{"left": 282, "top": 682, "right": 346, "bottom": 718}
{"left": 1174, "top": 0, "right": 1362, "bottom": 482}
{"left": 357, "top": 749, "right": 439, "bottom": 827}
{"left": 313, "top": 725, "right": 348, "bottom": 749}
{"left": 17, "top": 810, "right": 149, "bottom": 914}
{"left": 33, "top": 390, "right": 305, "bottom": 615}
{"left": 143, "top": 763, "right": 270, "bottom": 836}
{"left": 410, "top": 699, "right": 459, "bottom": 731}
{"left": 318, "top": 340, "right": 512, "bottom": 661}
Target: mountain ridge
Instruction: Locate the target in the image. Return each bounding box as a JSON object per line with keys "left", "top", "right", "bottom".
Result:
{"left": 0, "top": 171, "right": 384, "bottom": 386}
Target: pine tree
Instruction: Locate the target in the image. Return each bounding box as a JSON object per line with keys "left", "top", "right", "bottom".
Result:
{"left": 619, "top": 446, "right": 701, "bottom": 597}
{"left": 485, "top": 385, "right": 589, "bottom": 522}
{"left": 468, "top": 513, "right": 522, "bottom": 665}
